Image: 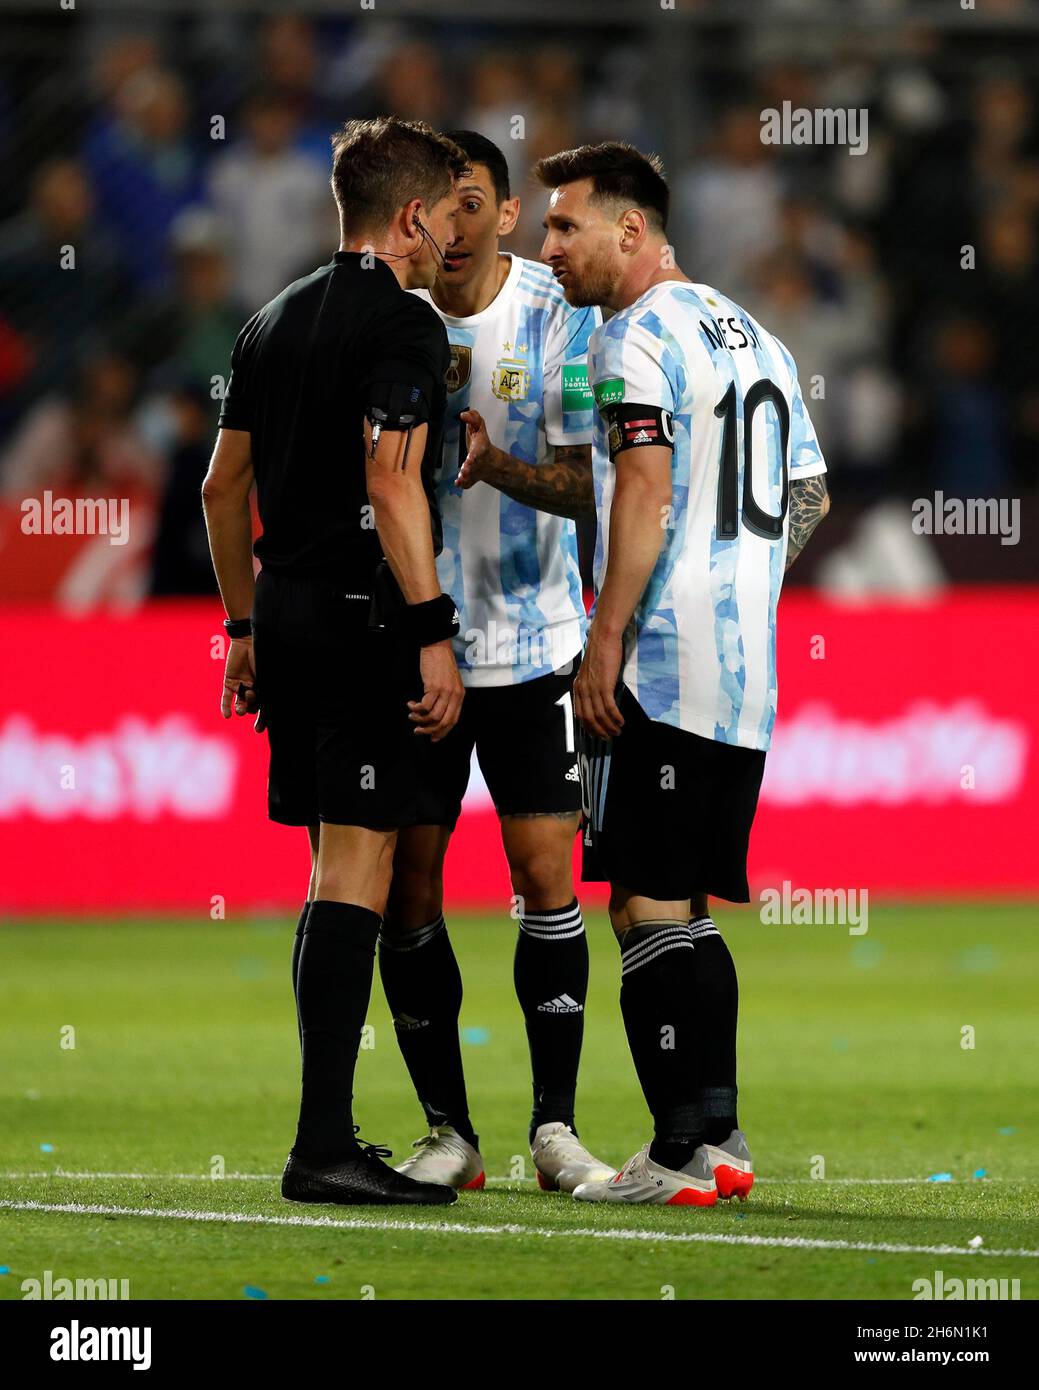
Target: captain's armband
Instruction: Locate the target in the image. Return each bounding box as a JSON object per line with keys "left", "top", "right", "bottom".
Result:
{"left": 602, "top": 403, "right": 675, "bottom": 462}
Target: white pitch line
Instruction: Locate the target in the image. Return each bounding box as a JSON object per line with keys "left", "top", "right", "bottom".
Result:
{"left": 1, "top": 1199, "right": 1037, "bottom": 1261}
{"left": 0, "top": 1170, "right": 1022, "bottom": 1186}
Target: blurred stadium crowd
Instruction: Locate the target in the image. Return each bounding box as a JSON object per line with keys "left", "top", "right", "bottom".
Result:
{"left": 1, "top": 5, "right": 1036, "bottom": 604}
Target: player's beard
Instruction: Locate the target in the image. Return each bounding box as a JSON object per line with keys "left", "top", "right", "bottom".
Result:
{"left": 562, "top": 243, "right": 618, "bottom": 308}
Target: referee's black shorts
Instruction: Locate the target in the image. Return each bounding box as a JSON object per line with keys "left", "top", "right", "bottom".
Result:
{"left": 578, "top": 686, "right": 766, "bottom": 903}
{"left": 252, "top": 569, "right": 431, "bottom": 830}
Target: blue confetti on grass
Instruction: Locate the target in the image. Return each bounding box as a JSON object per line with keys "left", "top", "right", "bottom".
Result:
{"left": 972, "top": 1168, "right": 987, "bottom": 1179}
{"left": 243, "top": 1285, "right": 267, "bottom": 1300}
{"left": 461, "top": 1027, "right": 489, "bottom": 1045}
{"left": 314, "top": 1275, "right": 329, "bottom": 1285}
{"left": 0, "top": 1266, "right": 9, "bottom": 1275}
{"left": 850, "top": 940, "right": 884, "bottom": 969}
{"left": 927, "top": 1172, "right": 953, "bottom": 1183}
{"left": 39, "top": 1143, "right": 54, "bottom": 1153}
{"left": 998, "top": 1127, "right": 1016, "bottom": 1136}
{"left": 956, "top": 946, "right": 998, "bottom": 974}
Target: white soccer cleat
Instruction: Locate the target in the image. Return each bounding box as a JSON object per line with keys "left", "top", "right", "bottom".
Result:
{"left": 531, "top": 1121, "right": 616, "bottom": 1193}
{"left": 703, "top": 1128, "right": 754, "bottom": 1201}
{"left": 394, "top": 1125, "right": 485, "bottom": 1190}
{"left": 572, "top": 1143, "right": 718, "bottom": 1206}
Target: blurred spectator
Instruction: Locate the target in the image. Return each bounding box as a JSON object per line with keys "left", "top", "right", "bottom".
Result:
{"left": 256, "top": 15, "right": 338, "bottom": 168}
{"left": 923, "top": 316, "right": 1009, "bottom": 500}
{"left": 0, "top": 351, "right": 160, "bottom": 501}
{"left": 82, "top": 67, "right": 204, "bottom": 293}
{"left": 379, "top": 42, "right": 449, "bottom": 129}
{"left": 0, "top": 158, "right": 125, "bottom": 436}
{"left": 459, "top": 53, "right": 527, "bottom": 178}
{"left": 149, "top": 377, "right": 220, "bottom": 597}
{"left": 111, "top": 206, "right": 242, "bottom": 393}
{"left": 208, "top": 90, "right": 334, "bottom": 311}
{"left": 674, "top": 105, "right": 785, "bottom": 300}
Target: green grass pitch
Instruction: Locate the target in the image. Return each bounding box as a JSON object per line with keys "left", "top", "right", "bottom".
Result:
{"left": 1, "top": 904, "right": 1036, "bottom": 1301}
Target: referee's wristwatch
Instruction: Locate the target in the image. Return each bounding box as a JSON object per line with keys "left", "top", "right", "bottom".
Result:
{"left": 223, "top": 617, "right": 252, "bottom": 639}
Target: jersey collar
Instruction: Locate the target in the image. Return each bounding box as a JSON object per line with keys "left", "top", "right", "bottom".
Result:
{"left": 422, "top": 253, "right": 524, "bottom": 327}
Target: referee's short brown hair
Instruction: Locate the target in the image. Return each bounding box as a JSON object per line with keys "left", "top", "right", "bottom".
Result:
{"left": 330, "top": 116, "right": 470, "bottom": 238}
{"left": 533, "top": 141, "right": 669, "bottom": 233}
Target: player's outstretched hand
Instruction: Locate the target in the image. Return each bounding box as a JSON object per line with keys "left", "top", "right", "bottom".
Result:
{"left": 455, "top": 409, "right": 493, "bottom": 489}
{"left": 574, "top": 628, "right": 625, "bottom": 739}
{"left": 409, "top": 640, "right": 464, "bottom": 742}
{"left": 220, "top": 637, "right": 261, "bottom": 722}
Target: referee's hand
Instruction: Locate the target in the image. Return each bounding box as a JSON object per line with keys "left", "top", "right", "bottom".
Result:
{"left": 409, "top": 640, "right": 464, "bottom": 741}
{"left": 220, "top": 636, "right": 262, "bottom": 727}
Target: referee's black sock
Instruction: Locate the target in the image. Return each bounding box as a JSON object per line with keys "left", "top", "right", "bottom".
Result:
{"left": 378, "top": 915, "right": 477, "bottom": 1149}
{"left": 291, "top": 901, "right": 310, "bottom": 1050}
{"left": 292, "top": 899, "right": 380, "bottom": 1162}
{"left": 617, "top": 919, "right": 706, "bottom": 1171}
{"left": 515, "top": 899, "right": 588, "bottom": 1142}
{"left": 688, "top": 915, "right": 739, "bottom": 1145}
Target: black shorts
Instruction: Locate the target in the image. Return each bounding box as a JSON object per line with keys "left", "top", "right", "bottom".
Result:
{"left": 252, "top": 569, "right": 431, "bottom": 829}
{"left": 579, "top": 686, "right": 766, "bottom": 903}
{"left": 416, "top": 657, "right": 583, "bottom": 828}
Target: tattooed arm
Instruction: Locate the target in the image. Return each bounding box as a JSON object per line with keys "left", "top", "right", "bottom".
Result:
{"left": 786, "top": 473, "right": 830, "bottom": 571}
{"left": 455, "top": 408, "right": 593, "bottom": 518}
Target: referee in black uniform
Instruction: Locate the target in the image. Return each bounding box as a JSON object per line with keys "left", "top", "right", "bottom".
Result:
{"left": 202, "top": 117, "right": 468, "bottom": 1206}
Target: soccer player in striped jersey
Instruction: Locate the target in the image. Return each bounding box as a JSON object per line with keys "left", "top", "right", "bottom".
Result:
{"left": 378, "top": 132, "right": 613, "bottom": 1194}
{"left": 534, "top": 142, "right": 830, "bottom": 1206}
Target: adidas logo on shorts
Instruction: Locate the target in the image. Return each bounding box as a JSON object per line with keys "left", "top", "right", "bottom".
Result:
{"left": 537, "top": 994, "right": 583, "bottom": 1013}
{"left": 393, "top": 1013, "right": 429, "bottom": 1031}
{"left": 565, "top": 762, "right": 580, "bottom": 782}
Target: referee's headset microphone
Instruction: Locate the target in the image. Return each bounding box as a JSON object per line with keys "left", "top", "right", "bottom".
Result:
{"left": 412, "top": 212, "right": 447, "bottom": 267}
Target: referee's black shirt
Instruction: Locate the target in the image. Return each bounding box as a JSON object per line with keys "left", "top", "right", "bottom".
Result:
{"left": 217, "top": 251, "right": 450, "bottom": 588}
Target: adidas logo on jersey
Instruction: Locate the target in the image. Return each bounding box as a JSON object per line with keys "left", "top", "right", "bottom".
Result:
{"left": 393, "top": 1013, "right": 429, "bottom": 1032}
{"left": 565, "top": 762, "right": 580, "bottom": 782}
{"left": 537, "top": 994, "right": 583, "bottom": 1013}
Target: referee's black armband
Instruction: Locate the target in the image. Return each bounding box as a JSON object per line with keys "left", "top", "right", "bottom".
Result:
{"left": 365, "top": 379, "right": 432, "bottom": 470}
{"left": 403, "top": 594, "right": 460, "bottom": 647}
{"left": 602, "top": 403, "right": 676, "bottom": 462}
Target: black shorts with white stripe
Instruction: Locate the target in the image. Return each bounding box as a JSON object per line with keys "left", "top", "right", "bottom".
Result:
{"left": 578, "top": 687, "right": 766, "bottom": 903}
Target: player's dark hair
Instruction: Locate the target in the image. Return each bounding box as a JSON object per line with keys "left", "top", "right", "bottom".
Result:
{"left": 330, "top": 116, "right": 470, "bottom": 237}
{"left": 533, "top": 141, "right": 669, "bottom": 232}
{"left": 443, "top": 129, "right": 511, "bottom": 203}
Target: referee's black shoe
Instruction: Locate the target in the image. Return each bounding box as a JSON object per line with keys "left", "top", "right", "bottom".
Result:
{"left": 282, "top": 1132, "right": 457, "bottom": 1206}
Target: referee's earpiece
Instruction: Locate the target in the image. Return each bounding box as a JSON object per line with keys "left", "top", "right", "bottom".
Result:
{"left": 410, "top": 212, "right": 447, "bottom": 268}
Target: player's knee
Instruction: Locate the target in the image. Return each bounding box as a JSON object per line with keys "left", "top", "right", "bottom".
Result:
{"left": 385, "top": 864, "right": 444, "bottom": 931}
{"left": 509, "top": 849, "right": 572, "bottom": 911}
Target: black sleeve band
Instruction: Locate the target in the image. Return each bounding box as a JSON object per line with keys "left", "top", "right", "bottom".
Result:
{"left": 602, "top": 402, "right": 675, "bottom": 462}
{"left": 365, "top": 377, "right": 431, "bottom": 430}
{"left": 223, "top": 617, "right": 252, "bottom": 638}
{"left": 402, "top": 594, "right": 460, "bottom": 647}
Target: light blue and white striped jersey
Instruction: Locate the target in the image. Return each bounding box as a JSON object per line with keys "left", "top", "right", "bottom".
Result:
{"left": 588, "top": 279, "right": 827, "bottom": 751}
{"left": 413, "top": 255, "right": 600, "bottom": 686}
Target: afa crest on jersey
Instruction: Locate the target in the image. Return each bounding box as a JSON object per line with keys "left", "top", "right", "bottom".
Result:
{"left": 491, "top": 342, "right": 530, "bottom": 402}
{"left": 446, "top": 344, "right": 472, "bottom": 393}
